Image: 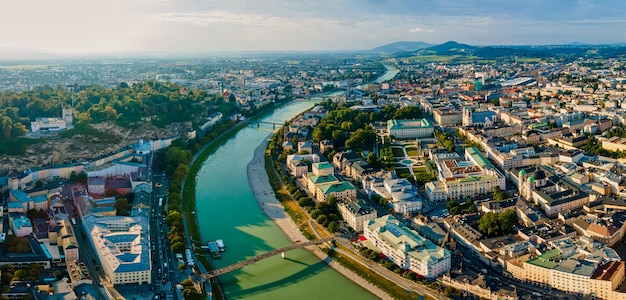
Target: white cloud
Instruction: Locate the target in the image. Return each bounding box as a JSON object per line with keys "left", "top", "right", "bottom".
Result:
{"left": 409, "top": 27, "right": 434, "bottom": 33}
{"left": 0, "top": 0, "right": 623, "bottom": 54}
{"left": 158, "top": 10, "right": 304, "bottom": 29}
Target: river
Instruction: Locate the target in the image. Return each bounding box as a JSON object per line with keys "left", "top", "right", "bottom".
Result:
{"left": 195, "top": 64, "right": 399, "bottom": 299}
{"left": 194, "top": 100, "right": 377, "bottom": 300}
{"left": 375, "top": 64, "right": 399, "bottom": 83}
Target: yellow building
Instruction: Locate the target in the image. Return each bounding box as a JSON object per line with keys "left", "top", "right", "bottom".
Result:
{"left": 505, "top": 243, "right": 626, "bottom": 299}
{"left": 590, "top": 261, "right": 625, "bottom": 300}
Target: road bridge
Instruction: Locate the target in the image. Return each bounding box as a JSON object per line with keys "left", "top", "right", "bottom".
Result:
{"left": 200, "top": 237, "right": 334, "bottom": 280}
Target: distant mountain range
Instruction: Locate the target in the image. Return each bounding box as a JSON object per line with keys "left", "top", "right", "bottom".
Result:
{"left": 370, "top": 41, "right": 626, "bottom": 59}
{"left": 0, "top": 47, "right": 63, "bottom": 61}
{"left": 370, "top": 41, "right": 433, "bottom": 54}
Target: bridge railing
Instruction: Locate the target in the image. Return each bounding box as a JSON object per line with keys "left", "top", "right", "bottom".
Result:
{"left": 200, "top": 237, "right": 335, "bottom": 280}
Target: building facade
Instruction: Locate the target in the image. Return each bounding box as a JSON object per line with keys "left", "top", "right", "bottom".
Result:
{"left": 337, "top": 199, "right": 377, "bottom": 232}
{"left": 82, "top": 215, "right": 152, "bottom": 286}
{"left": 316, "top": 182, "right": 357, "bottom": 202}
{"left": 364, "top": 215, "right": 451, "bottom": 278}
{"left": 387, "top": 119, "right": 434, "bottom": 139}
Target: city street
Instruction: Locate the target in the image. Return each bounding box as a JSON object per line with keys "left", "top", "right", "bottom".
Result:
{"left": 150, "top": 165, "right": 178, "bottom": 299}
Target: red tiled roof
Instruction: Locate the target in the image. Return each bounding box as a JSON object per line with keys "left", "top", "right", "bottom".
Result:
{"left": 591, "top": 261, "right": 624, "bottom": 281}
{"left": 587, "top": 223, "right": 618, "bottom": 237}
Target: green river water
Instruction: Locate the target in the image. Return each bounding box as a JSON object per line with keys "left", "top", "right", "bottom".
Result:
{"left": 194, "top": 99, "right": 378, "bottom": 299}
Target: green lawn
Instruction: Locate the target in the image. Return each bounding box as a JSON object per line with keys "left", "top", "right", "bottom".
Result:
{"left": 515, "top": 57, "right": 544, "bottom": 63}
{"left": 455, "top": 57, "right": 497, "bottom": 64}
{"left": 408, "top": 55, "right": 454, "bottom": 62}
{"left": 406, "top": 147, "right": 419, "bottom": 157}
{"left": 395, "top": 167, "right": 412, "bottom": 178}
{"left": 412, "top": 166, "right": 427, "bottom": 173}
{"left": 391, "top": 147, "right": 405, "bottom": 158}
{"left": 327, "top": 250, "right": 424, "bottom": 300}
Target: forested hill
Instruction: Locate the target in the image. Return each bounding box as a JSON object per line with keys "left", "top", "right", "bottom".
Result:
{"left": 0, "top": 81, "right": 216, "bottom": 141}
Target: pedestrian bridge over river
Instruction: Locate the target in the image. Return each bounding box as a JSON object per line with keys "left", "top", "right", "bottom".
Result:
{"left": 201, "top": 237, "right": 335, "bottom": 280}
{"left": 248, "top": 120, "right": 286, "bottom": 129}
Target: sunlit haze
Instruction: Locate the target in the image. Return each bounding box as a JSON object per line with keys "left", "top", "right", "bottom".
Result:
{"left": 2, "top": 0, "right": 626, "bottom": 55}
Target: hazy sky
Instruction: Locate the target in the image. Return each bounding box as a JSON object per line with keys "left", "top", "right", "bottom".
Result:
{"left": 1, "top": 0, "right": 625, "bottom": 55}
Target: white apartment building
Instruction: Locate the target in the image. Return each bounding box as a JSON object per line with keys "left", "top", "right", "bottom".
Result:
{"left": 286, "top": 154, "right": 320, "bottom": 178}
{"left": 337, "top": 199, "right": 377, "bottom": 232}
{"left": 82, "top": 215, "right": 152, "bottom": 285}
{"left": 371, "top": 178, "right": 422, "bottom": 214}
{"left": 364, "top": 215, "right": 451, "bottom": 278}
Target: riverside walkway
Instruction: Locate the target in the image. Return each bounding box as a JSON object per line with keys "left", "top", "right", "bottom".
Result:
{"left": 201, "top": 237, "right": 334, "bottom": 280}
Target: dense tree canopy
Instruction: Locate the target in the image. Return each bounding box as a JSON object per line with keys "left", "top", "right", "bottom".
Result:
{"left": 0, "top": 82, "right": 232, "bottom": 155}
{"left": 4, "top": 235, "right": 31, "bottom": 253}
{"left": 434, "top": 129, "right": 455, "bottom": 153}
{"left": 312, "top": 104, "right": 399, "bottom": 150}
{"left": 114, "top": 198, "right": 131, "bottom": 216}
{"left": 0, "top": 82, "right": 209, "bottom": 128}
{"left": 581, "top": 135, "right": 626, "bottom": 159}
{"left": 493, "top": 186, "right": 510, "bottom": 201}
{"left": 158, "top": 146, "right": 193, "bottom": 176}
{"left": 393, "top": 106, "right": 423, "bottom": 119}
{"left": 478, "top": 210, "right": 518, "bottom": 237}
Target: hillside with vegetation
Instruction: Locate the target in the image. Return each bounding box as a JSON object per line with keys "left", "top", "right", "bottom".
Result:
{"left": 0, "top": 81, "right": 239, "bottom": 173}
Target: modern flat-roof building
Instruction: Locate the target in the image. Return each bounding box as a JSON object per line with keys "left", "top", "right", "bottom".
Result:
{"left": 370, "top": 178, "right": 422, "bottom": 214}
{"left": 10, "top": 213, "right": 33, "bottom": 237}
{"left": 31, "top": 117, "right": 67, "bottom": 133}
{"left": 364, "top": 215, "right": 451, "bottom": 279}
{"left": 82, "top": 214, "right": 152, "bottom": 285}
{"left": 0, "top": 235, "right": 52, "bottom": 269}
{"left": 84, "top": 153, "right": 148, "bottom": 178}
{"left": 387, "top": 119, "right": 434, "bottom": 139}
{"left": 8, "top": 189, "right": 49, "bottom": 213}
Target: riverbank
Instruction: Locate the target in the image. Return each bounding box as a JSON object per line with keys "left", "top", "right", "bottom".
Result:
{"left": 247, "top": 135, "right": 392, "bottom": 300}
